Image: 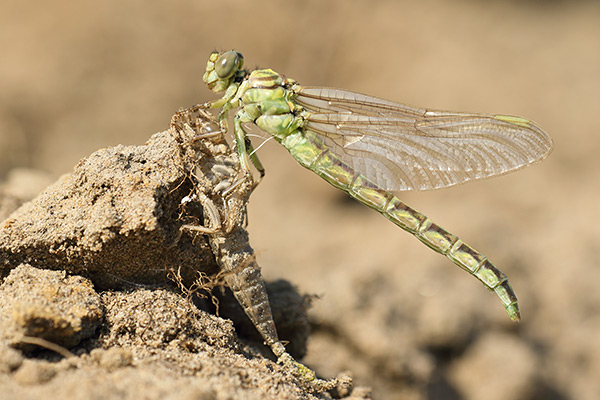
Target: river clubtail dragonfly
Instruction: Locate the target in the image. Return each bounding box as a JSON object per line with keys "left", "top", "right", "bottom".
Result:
{"left": 200, "top": 50, "right": 553, "bottom": 322}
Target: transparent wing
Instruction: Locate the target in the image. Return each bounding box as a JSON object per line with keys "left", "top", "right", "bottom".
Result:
{"left": 296, "top": 87, "right": 553, "bottom": 191}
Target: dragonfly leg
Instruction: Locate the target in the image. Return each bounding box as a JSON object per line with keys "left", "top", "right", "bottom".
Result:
{"left": 233, "top": 108, "right": 265, "bottom": 188}
{"left": 202, "top": 82, "right": 244, "bottom": 134}
{"left": 204, "top": 81, "right": 241, "bottom": 110}
{"left": 245, "top": 136, "right": 266, "bottom": 179}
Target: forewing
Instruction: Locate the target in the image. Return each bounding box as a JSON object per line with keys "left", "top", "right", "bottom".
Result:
{"left": 297, "top": 87, "right": 553, "bottom": 191}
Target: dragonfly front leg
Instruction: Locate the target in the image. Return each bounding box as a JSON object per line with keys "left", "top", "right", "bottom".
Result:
{"left": 204, "top": 81, "right": 240, "bottom": 110}
{"left": 233, "top": 106, "right": 266, "bottom": 189}
{"left": 202, "top": 82, "right": 242, "bottom": 134}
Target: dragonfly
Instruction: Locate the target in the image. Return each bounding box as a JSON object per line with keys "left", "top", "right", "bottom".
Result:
{"left": 201, "top": 50, "right": 553, "bottom": 322}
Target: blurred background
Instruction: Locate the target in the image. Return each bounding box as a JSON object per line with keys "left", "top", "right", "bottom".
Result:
{"left": 1, "top": 0, "right": 599, "bottom": 399}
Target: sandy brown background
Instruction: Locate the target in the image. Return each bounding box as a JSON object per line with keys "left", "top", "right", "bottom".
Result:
{"left": 1, "top": 0, "right": 599, "bottom": 399}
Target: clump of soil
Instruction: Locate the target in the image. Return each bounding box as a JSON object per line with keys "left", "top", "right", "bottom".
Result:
{"left": 0, "top": 109, "right": 367, "bottom": 400}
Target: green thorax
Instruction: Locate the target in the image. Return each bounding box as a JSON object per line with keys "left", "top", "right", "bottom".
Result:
{"left": 240, "top": 69, "right": 307, "bottom": 142}
{"left": 247, "top": 68, "right": 286, "bottom": 89}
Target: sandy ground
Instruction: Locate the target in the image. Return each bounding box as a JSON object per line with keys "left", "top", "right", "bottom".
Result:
{"left": 1, "top": 0, "right": 599, "bottom": 399}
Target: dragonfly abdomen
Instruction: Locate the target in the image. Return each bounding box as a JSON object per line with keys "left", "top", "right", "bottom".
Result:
{"left": 393, "top": 206, "right": 521, "bottom": 321}
{"left": 285, "top": 131, "right": 521, "bottom": 321}
{"left": 368, "top": 184, "right": 520, "bottom": 321}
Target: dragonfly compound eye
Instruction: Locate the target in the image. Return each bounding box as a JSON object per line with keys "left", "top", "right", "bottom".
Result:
{"left": 215, "top": 51, "right": 244, "bottom": 79}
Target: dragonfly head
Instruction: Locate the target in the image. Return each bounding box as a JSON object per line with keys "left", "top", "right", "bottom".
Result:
{"left": 203, "top": 50, "right": 245, "bottom": 93}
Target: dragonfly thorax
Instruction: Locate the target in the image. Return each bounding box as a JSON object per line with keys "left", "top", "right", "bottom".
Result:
{"left": 247, "top": 69, "right": 286, "bottom": 89}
